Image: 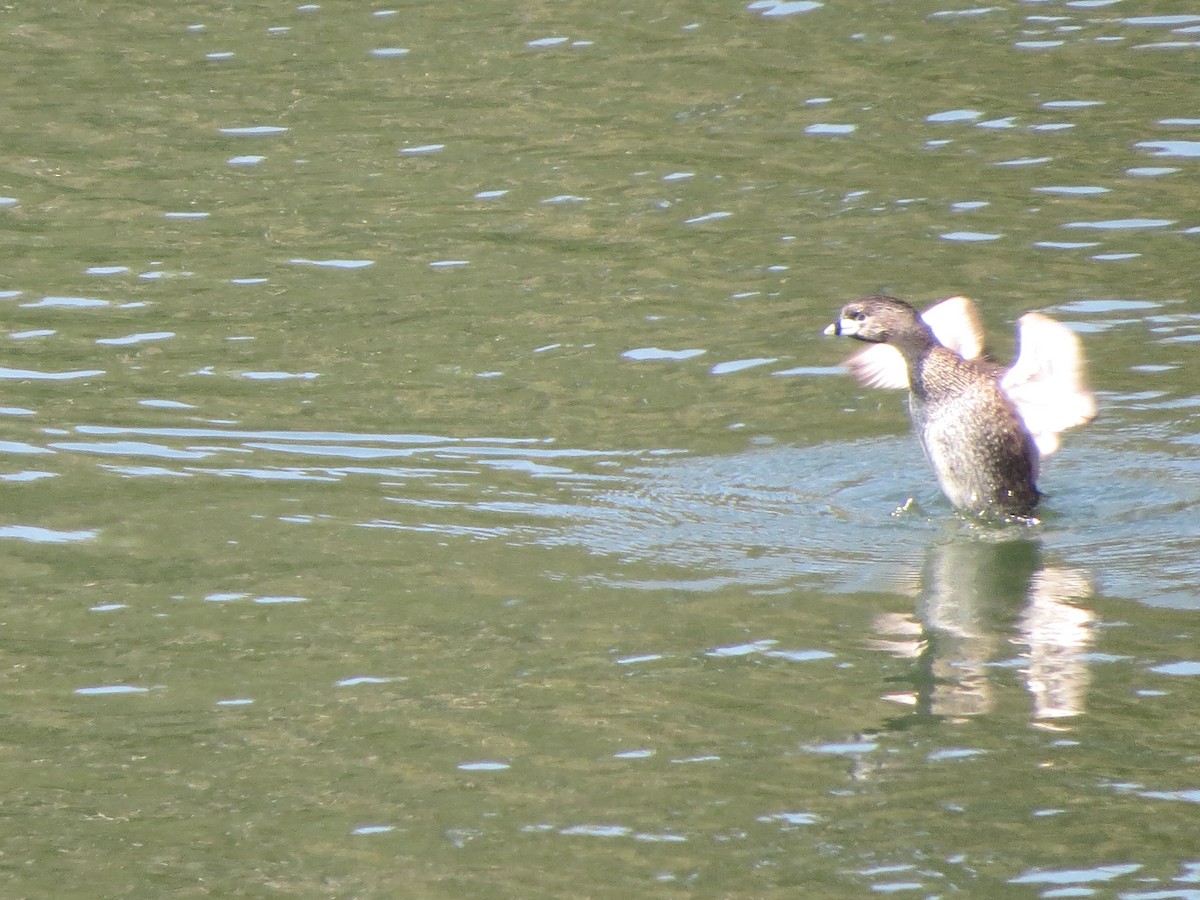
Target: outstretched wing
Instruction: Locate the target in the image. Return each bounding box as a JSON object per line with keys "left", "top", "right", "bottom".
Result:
{"left": 1000, "top": 313, "right": 1097, "bottom": 458}
{"left": 921, "top": 295, "right": 985, "bottom": 360}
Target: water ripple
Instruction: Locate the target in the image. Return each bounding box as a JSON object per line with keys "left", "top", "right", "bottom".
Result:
{"left": 0, "top": 367, "right": 105, "bottom": 380}
{"left": 1063, "top": 218, "right": 1175, "bottom": 230}
{"left": 95, "top": 332, "right": 175, "bottom": 346}
{"left": 748, "top": 1, "right": 823, "bottom": 16}
{"left": 218, "top": 125, "right": 288, "bottom": 136}
{"left": 22, "top": 296, "right": 108, "bottom": 309}
{"left": 1136, "top": 140, "right": 1200, "bottom": 158}
{"left": 49, "top": 441, "right": 212, "bottom": 460}
{"left": 0, "top": 525, "right": 98, "bottom": 543}
{"left": 525, "top": 438, "right": 1200, "bottom": 610}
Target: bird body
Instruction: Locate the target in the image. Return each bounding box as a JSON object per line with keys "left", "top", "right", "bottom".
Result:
{"left": 824, "top": 295, "right": 1095, "bottom": 519}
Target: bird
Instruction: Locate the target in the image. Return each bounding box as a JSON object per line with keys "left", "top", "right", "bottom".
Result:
{"left": 824, "top": 295, "right": 1096, "bottom": 519}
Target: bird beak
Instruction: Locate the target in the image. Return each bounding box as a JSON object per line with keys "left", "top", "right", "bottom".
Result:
{"left": 823, "top": 322, "right": 839, "bottom": 336}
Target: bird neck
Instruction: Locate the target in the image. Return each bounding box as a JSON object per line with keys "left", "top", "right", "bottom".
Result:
{"left": 890, "top": 322, "right": 940, "bottom": 380}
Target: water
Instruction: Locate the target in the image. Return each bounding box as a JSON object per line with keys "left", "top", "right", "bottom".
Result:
{"left": 3, "top": 1, "right": 1199, "bottom": 896}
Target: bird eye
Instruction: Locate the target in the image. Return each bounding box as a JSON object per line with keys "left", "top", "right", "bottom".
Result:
{"left": 852, "top": 311, "right": 866, "bottom": 321}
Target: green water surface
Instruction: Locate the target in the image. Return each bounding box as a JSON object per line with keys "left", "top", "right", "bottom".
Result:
{"left": 2, "top": 1, "right": 1199, "bottom": 896}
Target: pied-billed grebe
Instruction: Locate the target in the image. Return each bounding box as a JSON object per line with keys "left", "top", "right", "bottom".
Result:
{"left": 824, "top": 295, "right": 1096, "bottom": 519}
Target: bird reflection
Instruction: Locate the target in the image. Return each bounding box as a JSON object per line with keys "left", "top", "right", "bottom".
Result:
{"left": 869, "top": 533, "right": 1094, "bottom": 724}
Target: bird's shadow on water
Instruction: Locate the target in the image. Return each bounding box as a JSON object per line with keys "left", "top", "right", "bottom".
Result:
{"left": 870, "top": 533, "right": 1094, "bottom": 726}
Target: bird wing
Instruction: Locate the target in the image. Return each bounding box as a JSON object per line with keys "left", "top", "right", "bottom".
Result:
{"left": 921, "top": 295, "right": 986, "bottom": 360}
{"left": 1000, "top": 313, "right": 1098, "bottom": 458}
{"left": 844, "top": 344, "right": 909, "bottom": 389}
